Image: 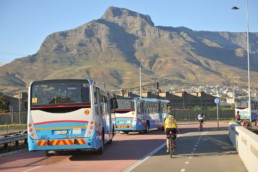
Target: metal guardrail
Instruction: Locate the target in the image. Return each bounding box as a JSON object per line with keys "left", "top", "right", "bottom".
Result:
{"left": 0, "top": 134, "right": 27, "bottom": 145}
{"left": 0, "top": 133, "right": 27, "bottom": 150}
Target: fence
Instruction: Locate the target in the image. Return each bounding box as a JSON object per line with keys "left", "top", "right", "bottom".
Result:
{"left": 0, "top": 112, "right": 27, "bottom": 135}
{"left": 0, "top": 109, "right": 235, "bottom": 135}
{"left": 171, "top": 109, "right": 235, "bottom": 121}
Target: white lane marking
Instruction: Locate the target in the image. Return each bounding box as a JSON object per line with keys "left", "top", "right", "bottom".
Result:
{"left": 185, "top": 161, "right": 189, "bottom": 164}
{"left": 122, "top": 142, "right": 166, "bottom": 172}
{"left": 181, "top": 168, "right": 186, "bottom": 172}
{"left": 23, "top": 166, "right": 42, "bottom": 172}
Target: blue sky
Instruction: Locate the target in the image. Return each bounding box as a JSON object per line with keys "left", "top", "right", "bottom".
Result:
{"left": 0, "top": 0, "right": 257, "bottom": 65}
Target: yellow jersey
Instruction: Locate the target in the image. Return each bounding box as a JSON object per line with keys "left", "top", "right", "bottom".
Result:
{"left": 164, "top": 116, "right": 178, "bottom": 130}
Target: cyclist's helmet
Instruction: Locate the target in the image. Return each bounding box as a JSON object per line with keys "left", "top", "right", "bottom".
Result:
{"left": 168, "top": 114, "right": 174, "bottom": 119}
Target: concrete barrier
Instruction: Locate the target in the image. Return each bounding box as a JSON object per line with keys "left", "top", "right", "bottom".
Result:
{"left": 228, "top": 122, "right": 258, "bottom": 172}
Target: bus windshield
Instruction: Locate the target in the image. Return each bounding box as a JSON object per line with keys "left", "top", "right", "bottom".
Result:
{"left": 31, "top": 81, "right": 90, "bottom": 106}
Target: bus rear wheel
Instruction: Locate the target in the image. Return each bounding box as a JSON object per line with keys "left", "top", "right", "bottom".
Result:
{"left": 96, "top": 130, "right": 104, "bottom": 155}
{"left": 144, "top": 122, "right": 150, "bottom": 134}
{"left": 45, "top": 150, "right": 55, "bottom": 157}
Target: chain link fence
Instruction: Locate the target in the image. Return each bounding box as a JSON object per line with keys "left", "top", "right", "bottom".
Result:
{"left": 170, "top": 109, "right": 235, "bottom": 121}
{"left": 0, "top": 109, "right": 235, "bottom": 135}
{"left": 0, "top": 112, "right": 27, "bottom": 135}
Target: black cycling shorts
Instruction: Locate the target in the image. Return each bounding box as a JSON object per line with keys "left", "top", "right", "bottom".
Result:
{"left": 166, "top": 128, "right": 177, "bottom": 139}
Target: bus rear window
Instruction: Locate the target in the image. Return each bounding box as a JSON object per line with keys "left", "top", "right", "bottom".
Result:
{"left": 116, "top": 98, "right": 134, "bottom": 110}
{"left": 31, "top": 81, "right": 90, "bottom": 106}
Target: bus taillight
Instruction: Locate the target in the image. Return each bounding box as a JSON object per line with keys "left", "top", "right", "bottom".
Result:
{"left": 84, "top": 109, "right": 90, "bottom": 115}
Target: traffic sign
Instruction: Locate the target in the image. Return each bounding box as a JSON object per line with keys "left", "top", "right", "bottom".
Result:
{"left": 214, "top": 98, "right": 220, "bottom": 104}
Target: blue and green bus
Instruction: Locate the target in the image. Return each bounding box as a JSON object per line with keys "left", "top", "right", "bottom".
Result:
{"left": 114, "top": 97, "right": 169, "bottom": 134}
{"left": 27, "top": 79, "right": 116, "bottom": 156}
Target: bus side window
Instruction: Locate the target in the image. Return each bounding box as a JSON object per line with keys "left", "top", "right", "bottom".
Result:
{"left": 102, "top": 96, "right": 108, "bottom": 115}
{"left": 100, "top": 95, "right": 106, "bottom": 115}
{"left": 137, "top": 101, "right": 141, "bottom": 114}
{"left": 94, "top": 88, "right": 100, "bottom": 115}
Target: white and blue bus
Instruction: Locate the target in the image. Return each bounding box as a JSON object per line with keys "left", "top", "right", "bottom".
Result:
{"left": 27, "top": 79, "right": 116, "bottom": 156}
{"left": 235, "top": 99, "right": 258, "bottom": 121}
{"left": 114, "top": 97, "right": 169, "bottom": 134}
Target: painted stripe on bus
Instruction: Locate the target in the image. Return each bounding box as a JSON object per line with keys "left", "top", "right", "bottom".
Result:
{"left": 34, "top": 120, "right": 89, "bottom": 125}
{"left": 36, "top": 139, "right": 86, "bottom": 146}
{"left": 35, "top": 126, "right": 87, "bottom": 130}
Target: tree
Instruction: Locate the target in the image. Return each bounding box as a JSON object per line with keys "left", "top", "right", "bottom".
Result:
{"left": 0, "top": 95, "right": 10, "bottom": 112}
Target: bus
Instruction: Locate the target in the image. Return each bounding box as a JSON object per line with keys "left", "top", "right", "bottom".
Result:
{"left": 235, "top": 108, "right": 258, "bottom": 121}
{"left": 235, "top": 99, "right": 258, "bottom": 121}
{"left": 114, "top": 97, "right": 169, "bottom": 134}
{"left": 27, "top": 79, "right": 116, "bottom": 156}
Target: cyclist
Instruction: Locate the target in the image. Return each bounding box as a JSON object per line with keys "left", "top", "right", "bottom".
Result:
{"left": 164, "top": 114, "right": 178, "bottom": 152}
{"left": 198, "top": 112, "right": 205, "bottom": 130}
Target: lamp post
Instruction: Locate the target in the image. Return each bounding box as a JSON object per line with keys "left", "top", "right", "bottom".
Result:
{"left": 140, "top": 66, "right": 142, "bottom": 98}
{"left": 232, "top": 0, "right": 251, "bottom": 123}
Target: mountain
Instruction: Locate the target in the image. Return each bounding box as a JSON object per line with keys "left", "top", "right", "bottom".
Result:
{"left": 1, "top": 6, "right": 258, "bottom": 95}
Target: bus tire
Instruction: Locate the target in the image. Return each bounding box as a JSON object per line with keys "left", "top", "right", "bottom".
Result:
{"left": 45, "top": 150, "right": 54, "bottom": 157}
{"left": 96, "top": 130, "right": 104, "bottom": 155}
{"left": 144, "top": 122, "right": 150, "bottom": 134}
{"left": 107, "top": 138, "right": 112, "bottom": 144}
{"left": 107, "top": 126, "right": 115, "bottom": 144}
{"left": 112, "top": 125, "right": 115, "bottom": 137}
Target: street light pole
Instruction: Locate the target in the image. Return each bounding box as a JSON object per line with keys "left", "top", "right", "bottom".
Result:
{"left": 140, "top": 66, "right": 142, "bottom": 98}
{"left": 233, "top": 0, "right": 251, "bottom": 123}
{"left": 245, "top": 0, "right": 252, "bottom": 124}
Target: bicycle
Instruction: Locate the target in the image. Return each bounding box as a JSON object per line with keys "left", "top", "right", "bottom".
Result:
{"left": 167, "top": 131, "right": 176, "bottom": 158}
{"left": 198, "top": 120, "right": 204, "bottom": 131}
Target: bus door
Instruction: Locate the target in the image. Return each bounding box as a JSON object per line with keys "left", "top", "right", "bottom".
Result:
{"left": 140, "top": 101, "right": 146, "bottom": 124}
{"left": 136, "top": 100, "right": 145, "bottom": 126}
{"left": 94, "top": 87, "right": 102, "bottom": 133}
{"left": 158, "top": 102, "right": 162, "bottom": 122}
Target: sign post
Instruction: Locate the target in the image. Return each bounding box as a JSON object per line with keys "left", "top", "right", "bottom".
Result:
{"left": 214, "top": 98, "right": 220, "bottom": 129}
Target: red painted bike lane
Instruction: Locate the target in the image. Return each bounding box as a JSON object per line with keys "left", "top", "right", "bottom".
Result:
{"left": 0, "top": 130, "right": 166, "bottom": 172}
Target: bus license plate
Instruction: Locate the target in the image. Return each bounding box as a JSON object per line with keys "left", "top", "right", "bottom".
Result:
{"left": 56, "top": 130, "right": 67, "bottom": 135}
{"left": 73, "top": 128, "right": 81, "bottom": 134}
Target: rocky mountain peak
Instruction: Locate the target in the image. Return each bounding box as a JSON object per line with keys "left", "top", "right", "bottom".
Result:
{"left": 0, "top": 6, "right": 258, "bottom": 94}
{"left": 101, "top": 6, "right": 154, "bottom": 27}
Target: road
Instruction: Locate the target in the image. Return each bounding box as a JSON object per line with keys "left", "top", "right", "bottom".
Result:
{"left": 0, "top": 122, "right": 247, "bottom": 172}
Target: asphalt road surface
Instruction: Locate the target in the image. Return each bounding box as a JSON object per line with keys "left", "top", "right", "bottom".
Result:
{"left": 0, "top": 122, "right": 247, "bottom": 172}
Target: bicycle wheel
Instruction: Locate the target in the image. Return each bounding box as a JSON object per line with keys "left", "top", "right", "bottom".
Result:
{"left": 199, "top": 122, "right": 202, "bottom": 131}
{"left": 169, "top": 139, "right": 173, "bottom": 158}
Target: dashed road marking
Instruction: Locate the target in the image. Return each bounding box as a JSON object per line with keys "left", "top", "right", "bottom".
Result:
{"left": 23, "top": 166, "right": 42, "bottom": 172}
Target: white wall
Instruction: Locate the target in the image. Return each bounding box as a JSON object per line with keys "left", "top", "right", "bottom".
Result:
{"left": 228, "top": 122, "right": 258, "bottom": 172}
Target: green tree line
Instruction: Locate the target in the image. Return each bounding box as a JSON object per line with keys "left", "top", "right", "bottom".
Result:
{"left": 0, "top": 94, "right": 10, "bottom": 112}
